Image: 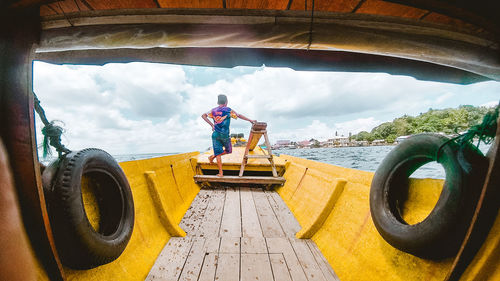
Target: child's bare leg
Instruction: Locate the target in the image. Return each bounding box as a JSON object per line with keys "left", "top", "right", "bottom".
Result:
{"left": 208, "top": 154, "right": 215, "bottom": 164}
{"left": 216, "top": 155, "right": 223, "bottom": 177}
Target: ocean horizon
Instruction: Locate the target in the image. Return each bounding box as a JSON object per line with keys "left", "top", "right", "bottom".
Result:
{"left": 39, "top": 143, "right": 491, "bottom": 180}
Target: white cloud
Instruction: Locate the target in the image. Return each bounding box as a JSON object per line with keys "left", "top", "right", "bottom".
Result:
{"left": 270, "top": 118, "right": 382, "bottom": 142}
{"left": 481, "top": 100, "right": 499, "bottom": 108}
{"left": 33, "top": 61, "right": 500, "bottom": 155}
{"left": 435, "top": 92, "right": 454, "bottom": 104}
{"left": 331, "top": 117, "right": 383, "bottom": 135}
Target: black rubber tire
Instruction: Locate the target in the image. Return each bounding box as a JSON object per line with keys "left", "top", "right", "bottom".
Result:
{"left": 370, "top": 133, "right": 487, "bottom": 259}
{"left": 43, "top": 148, "right": 134, "bottom": 269}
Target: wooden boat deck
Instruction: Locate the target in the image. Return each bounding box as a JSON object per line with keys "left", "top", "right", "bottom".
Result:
{"left": 146, "top": 187, "right": 339, "bottom": 281}
{"left": 195, "top": 147, "right": 286, "bottom": 173}
{"left": 193, "top": 175, "right": 286, "bottom": 185}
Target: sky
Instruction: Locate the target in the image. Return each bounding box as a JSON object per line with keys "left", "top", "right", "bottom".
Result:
{"left": 33, "top": 61, "right": 500, "bottom": 155}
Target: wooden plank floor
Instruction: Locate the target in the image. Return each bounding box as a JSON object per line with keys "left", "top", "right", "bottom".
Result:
{"left": 147, "top": 187, "right": 340, "bottom": 281}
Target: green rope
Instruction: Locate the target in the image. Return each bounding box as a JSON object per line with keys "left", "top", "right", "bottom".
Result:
{"left": 456, "top": 102, "right": 498, "bottom": 148}
{"left": 33, "top": 93, "right": 71, "bottom": 158}
{"left": 437, "top": 101, "right": 499, "bottom": 160}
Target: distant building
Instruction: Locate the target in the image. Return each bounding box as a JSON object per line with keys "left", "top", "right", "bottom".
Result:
{"left": 298, "top": 140, "right": 311, "bottom": 147}
{"left": 276, "top": 140, "right": 291, "bottom": 146}
{"left": 327, "top": 136, "right": 350, "bottom": 146}
{"left": 372, "top": 139, "right": 386, "bottom": 145}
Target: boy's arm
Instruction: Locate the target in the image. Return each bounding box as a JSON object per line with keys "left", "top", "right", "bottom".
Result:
{"left": 236, "top": 113, "right": 256, "bottom": 124}
{"left": 202, "top": 113, "right": 215, "bottom": 131}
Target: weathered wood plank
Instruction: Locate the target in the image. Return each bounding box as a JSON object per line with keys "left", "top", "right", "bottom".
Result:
{"left": 265, "top": 190, "right": 301, "bottom": 237}
{"left": 204, "top": 237, "right": 221, "bottom": 253}
{"left": 219, "top": 187, "right": 242, "bottom": 237}
{"left": 241, "top": 253, "right": 274, "bottom": 281}
{"left": 266, "top": 237, "right": 308, "bottom": 281}
{"left": 215, "top": 254, "right": 240, "bottom": 281}
{"left": 157, "top": 188, "right": 339, "bottom": 281}
{"left": 180, "top": 189, "right": 211, "bottom": 235}
{"left": 146, "top": 237, "right": 192, "bottom": 281}
{"left": 241, "top": 237, "right": 267, "bottom": 254}
{"left": 253, "top": 190, "right": 286, "bottom": 238}
{"left": 219, "top": 237, "right": 240, "bottom": 254}
{"left": 269, "top": 253, "right": 293, "bottom": 281}
{"left": 290, "top": 238, "right": 327, "bottom": 281}
{"left": 306, "top": 240, "right": 340, "bottom": 281}
{"left": 196, "top": 188, "right": 226, "bottom": 237}
{"left": 178, "top": 237, "right": 206, "bottom": 281}
{"left": 194, "top": 175, "right": 285, "bottom": 184}
{"left": 198, "top": 253, "right": 218, "bottom": 281}
{"left": 240, "top": 187, "right": 263, "bottom": 238}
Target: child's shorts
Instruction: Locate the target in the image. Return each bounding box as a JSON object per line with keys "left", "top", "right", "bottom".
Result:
{"left": 212, "top": 131, "right": 232, "bottom": 156}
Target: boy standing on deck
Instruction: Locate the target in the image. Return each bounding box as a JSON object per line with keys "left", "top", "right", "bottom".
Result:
{"left": 202, "top": 94, "right": 256, "bottom": 177}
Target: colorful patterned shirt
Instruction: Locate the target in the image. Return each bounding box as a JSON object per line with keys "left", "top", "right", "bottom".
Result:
{"left": 207, "top": 106, "right": 238, "bottom": 135}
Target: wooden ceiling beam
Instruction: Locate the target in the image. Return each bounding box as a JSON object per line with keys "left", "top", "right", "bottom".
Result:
{"left": 351, "top": 0, "right": 367, "bottom": 13}
{"left": 383, "top": 0, "right": 499, "bottom": 34}
{"left": 8, "top": 0, "right": 56, "bottom": 8}
{"left": 79, "top": 0, "right": 94, "bottom": 10}
{"left": 44, "top": 3, "right": 59, "bottom": 14}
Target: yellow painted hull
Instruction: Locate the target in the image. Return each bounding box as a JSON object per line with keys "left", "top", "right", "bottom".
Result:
{"left": 276, "top": 154, "right": 500, "bottom": 281}
{"left": 35, "top": 149, "right": 499, "bottom": 280}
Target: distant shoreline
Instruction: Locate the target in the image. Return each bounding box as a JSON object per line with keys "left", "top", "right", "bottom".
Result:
{"left": 272, "top": 142, "right": 397, "bottom": 150}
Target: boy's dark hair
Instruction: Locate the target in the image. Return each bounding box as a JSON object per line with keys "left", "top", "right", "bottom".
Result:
{"left": 218, "top": 94, "right": 228, "bottom": 105}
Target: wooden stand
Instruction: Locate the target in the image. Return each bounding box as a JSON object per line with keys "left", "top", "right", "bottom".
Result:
{"left": 239, "top": 122, "right": 278, "bottom": 177}
{"left": 194, "top": 122, "right": 285, "bottom": 186}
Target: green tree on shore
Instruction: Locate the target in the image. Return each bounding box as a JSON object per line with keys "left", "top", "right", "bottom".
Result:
{"left": 353, "top": 105, "right": 492, "bottom": 143}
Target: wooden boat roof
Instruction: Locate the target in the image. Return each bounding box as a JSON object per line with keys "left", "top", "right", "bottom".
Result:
{"left": 11, "top": 0, "right": 500, "bottom": 84}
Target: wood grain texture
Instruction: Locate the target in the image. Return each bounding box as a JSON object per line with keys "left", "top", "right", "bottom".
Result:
{"left": 196, "top": 189, "right": 225, "bottom": 237}
{"left": 240, "top": 187, "right": 264, "bottom": 237}
{"left": 178, "top": 237, "right": 206, "bottom": 281}
{"left": 356, "top": 0, "right": 428, "bottom": 19}
{"left": 290, "top": 238, "right": 327, "bottom": 281}
{"left": 269, "top": 253, "right": 293, "bottom": 281}
{"left": 265, "top": 190, "right": 301, "bottom": 236}
{"left": 253, "top": 189, "right": 286, "bottom": 237}
{"left": 147, "top": 188, "right": 338, "bottom": 280}
{"left": 241, "top": 253, "right": 274, "bottom": 281}
{"left": 219, "top": 187, "right": 242, "bottom": 237}
{"left": 146, "top": 237, "right": 193, "bottom": 281}
{"left": 180, "top": 189, "right": 211, "bottom": 235}
{"left": 215, "top": 254, "right": 240, "bottom": 281}
{"left": 157, "top": 0, "right": 223, "bottom": 9}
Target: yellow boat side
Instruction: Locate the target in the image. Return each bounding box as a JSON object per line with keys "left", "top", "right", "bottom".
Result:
{"left": 34, "top": 151, "right": 499, "bottom": 280}
{"left": 276, "top": 154, "right": 500, "bottom": 281}
{"left": 38, "top": 152, "right": 201, "bottom": 281}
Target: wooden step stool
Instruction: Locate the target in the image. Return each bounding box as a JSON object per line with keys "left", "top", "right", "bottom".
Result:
{"left": 239, "top": 122, "right": 278, "bottom": 177}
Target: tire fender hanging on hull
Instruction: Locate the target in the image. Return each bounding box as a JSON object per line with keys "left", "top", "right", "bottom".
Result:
{"left": 370, "top": 133, "right": 487, "bottom": 259}
{"left": 42, "top": 148, "right": 134, "bottom": 269}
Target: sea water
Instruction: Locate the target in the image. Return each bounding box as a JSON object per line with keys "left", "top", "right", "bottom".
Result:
{"left": 275, "top": 146, "right": 445, "bottom": 178}
{"left": 275, "top": 144, "right": 491, "bottom": 179}
{"left": 39, "top": 144, "right": 491, "bottom": 180}
{"left": 39, "top": 152, "right": 175, "bottom": 166}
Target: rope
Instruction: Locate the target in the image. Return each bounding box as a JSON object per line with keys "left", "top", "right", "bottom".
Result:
{"left": 436, "top": 101, "right": 499, "bottom": 161}
{"left": 33, "top": 93, "right": 71, "bottom": 158}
